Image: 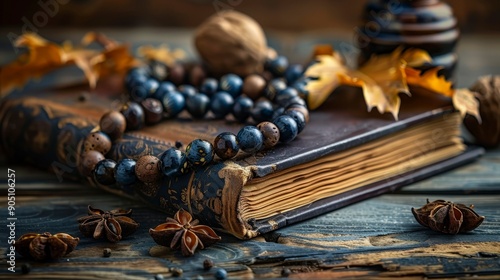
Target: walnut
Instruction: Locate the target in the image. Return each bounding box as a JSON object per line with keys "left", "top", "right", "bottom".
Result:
{"left": 194, "top": 11, "right": 268, "bottom": 77}
{"left": 464, "top": 75, "right": 500, "bottom": 148}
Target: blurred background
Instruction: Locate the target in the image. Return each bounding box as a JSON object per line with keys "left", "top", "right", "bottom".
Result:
{"left": 0, "top": 0, "right": 499, "bottom": 88}
{"left": 1, "top": 0, "right": 499, "bottom": 33}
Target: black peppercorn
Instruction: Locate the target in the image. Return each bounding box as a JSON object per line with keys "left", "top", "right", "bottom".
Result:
{"left": 103, "top": 248, "right": 112, "bottom": 257}
{"left": 203, "top": 258, "right": 214, "bottom": 270}
{"left": 170, "top": 267, "right": 183, "bottom": 277}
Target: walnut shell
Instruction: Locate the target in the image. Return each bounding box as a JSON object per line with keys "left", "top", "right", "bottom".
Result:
{"left": 194, "top": 11, "right": 267, "bottom": 77}
{"left": 464, "top": 75, "right": 500, "bottom": 148}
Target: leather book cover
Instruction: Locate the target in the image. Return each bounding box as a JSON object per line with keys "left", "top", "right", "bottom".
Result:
{"left": 0, "top": 80, "right": 484, "bottom": 239}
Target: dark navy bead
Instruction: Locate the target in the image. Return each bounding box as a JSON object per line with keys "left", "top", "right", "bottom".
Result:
{"left": 210, "top": 91, "right": 234, "bottom": 119}
{"left": 162, "top": 91, "right": 185, "bottom": 118}
{"left": 130, "top": 78, "right": 159, "bottom": 101}
{"left": 179, "top": 152, "right": 191, "bottom": 174}
{"left": 94, "top": 159, "right": 117, "bottom": 185}
{"left": 159, "top": 148, "right": 185, "bottom": 177}
{"left": 232, "top": 96, "right": 254, "bottom": 123}
{"left": 283, "top": 95, "right": 306, "bottom": 108}
{"left": 125, "top": 68, "right": 148, "bottom": 90}
{"left": 127, "top": 67, "right": 150, "bottom": 79}
{"left": 273, "top": 115, "right": 298, "bottom": 143}
{"left": 178, "top": 84, "right": 197, "bottom": 99}
{"left": 214, "top": 132, "right": 239, "bottom": 160}
{"left": 114, "top": 159, "right": 137, "bottom": 185}
{"left": 292, "top": 77, "right": 310, "bottom": 98}
{"left": 267, "top": 55, "right": 288, "bottom": 77}
{"left": 237, "top": 126, "right": 263, "bottom": 153}
{"left": 186, "top": 93, "right": 210, "bottom": 118}
{"left": 271, "top": 107, "right": 285, "bottom": 121}
{"left": 126, "top": 73, "right": 147, "bottom": 95}
{"left": 264, "top": 78, "right": 287, "bottom": 101}
{"left": 219, "top": 74, "right": 243, "bottom": 98}
{"left": 185, "top": 139, "right": 214, "bottom": 167}
{"left": 251, "top": 100, "right": 274, "bottom": 123}
{"left": 284, "top": 64, "right": 304, "bottom": 84}
{"left": 214, "top": 268, "right": 227, "bottom": 280}
{"left": 200, "top": 78, "right": 219, "bottom": 97}
{"left": 275, "top": 87, "right": 299, "bottom": 107}
{"left": 284, "top": 109, "right": 306, "bottom": 133}
{"left": 286, "top": 104, "right": 310, "bottom": 123}
{"left": 152, "top": 81, "right": 176, "bottom": 100}
{"left": 120, "top": 102, "right": 145, "bottom": 130}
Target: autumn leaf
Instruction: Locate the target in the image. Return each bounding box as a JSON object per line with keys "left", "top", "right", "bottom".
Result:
{"left": 406, "top": 67, "right": 481, "bottom": 121}
{"left": 304, "top": 53, "right": 347, "bottom": 110}
{"left": 452, "top": 89, "right": 481, "bottom": 122}
{"left": 137, "top": 45, "right": 186, "bottom": 66}
{"left": 304, "top": 46, "right": 431, "bottom": 119}
{"left": 0, "top": 32, "right": 139, "bottom": 98}
{"left": 406, "top": 67, "right": 454, "bottom": 97}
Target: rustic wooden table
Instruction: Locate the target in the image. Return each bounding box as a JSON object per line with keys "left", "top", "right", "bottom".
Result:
{"left": 0, "top": 31, "right": 499, "bottom": 279}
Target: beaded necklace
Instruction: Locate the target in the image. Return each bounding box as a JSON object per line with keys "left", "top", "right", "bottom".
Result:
{"left": 80, "top": 55, "right": 310, "bottom": 187}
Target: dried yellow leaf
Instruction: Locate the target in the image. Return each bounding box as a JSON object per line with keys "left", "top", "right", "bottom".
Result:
{"left": 453, "top": 88, "right": 481, "bottom": 122}
{"left": 0, "top": 32, "right": 139, "bottom": 98}
{"left": 304, "top": 46, "right": 432, "bottom": 119}
{"left": 303, "top": 54, "right": 347, "bottom": 110}
{"left": 406, "top": 67, "right": 454, "bottom": 97}
{"left": 137, "top": 45, "right": 186, "bottom": 66}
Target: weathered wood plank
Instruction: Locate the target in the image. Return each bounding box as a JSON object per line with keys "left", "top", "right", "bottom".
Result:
{"left": 398, "top": 147, "right": 500, "bottom": 193}
{"left": 1, "top": 188, "right": 499, "bottom": 279}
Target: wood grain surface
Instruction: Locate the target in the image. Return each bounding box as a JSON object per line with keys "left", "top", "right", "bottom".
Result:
{"left": 0, "top": 149, "right": 499, "bottom": 279}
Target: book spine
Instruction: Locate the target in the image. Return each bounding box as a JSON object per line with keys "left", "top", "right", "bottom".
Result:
{"left": 0, "top": 97, "right": 253, "bottom": 238}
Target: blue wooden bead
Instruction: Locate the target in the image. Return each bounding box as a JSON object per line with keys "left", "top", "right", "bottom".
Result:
{"left": 114, "top": 159, "right": 137, "bottom": 185}
{"left": 285, "top": 63, "right": 304, "bottom": 84}
{"left": 214, "top": 132, "right": 239, "bottom": 159}
{"left": 125, "top": 68, "right": 148, "bottom": 91}
{"left": 284, "top": 109, "right": 306, "bottom": 133}
{"left": 237, "top": 126, "right": 263, "bottom": 153}
{"left": 200, "top": 78, "right": 218, "bottom": 97}
{"left": 186, "top": 93, "right": 210, "bottom": 118}
{"left": 185, "top": 139, "right": 214, "bottom": 167}
{"left": 251, "top": 100, "right": 274, "bottom": 123}
{"left": 210, "top": 91, "right": 234, "bottom": 119}
{"left": 267, "top": 55, "right": 288, "bottom": 77}
{"left": 178, "top": 84, "right": 197, "bottom": 99}
{"left": 120, "top": 102, "right": 145, "bottom": 131}
{"left": 275, "top": 87, "right": 299, "bottom": 107}
{"left": 152, "top": 81, "right": 176, "bottom": 100}
{"left": 159, "top": 148, "right": 186, "bottom": 177}
{"left": 232, "top": 96, "right": 254, "bottom": 123}
{"left": 219, "top": 74, "right": 243, "bottom": 97}
{"left": 94, "top": 159, "right": 117, "bottom": 185}
{"left": 273, "top": 115, "right": 298, "bottom": 143}
{"left": 264, "top": 78, "right": 287, "bottom": 101}
{"left": 292, "top": 77, "right": 310, "bottom": 98}
{"left": 214, "top": 268, "right": 227, "bottom": 280}
{"left": 130, "top": 78, "right": 158, "bottom": 101}
{"left": 162, "top": 91, "right": 185, "bottom": 118}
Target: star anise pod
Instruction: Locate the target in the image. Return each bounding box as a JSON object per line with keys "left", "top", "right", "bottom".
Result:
{"left": 77, "top": 205, "right": 139, "bottom": 242}
{"left": 412, "top": 199, "right": 485, "bottom": 234}
{"left": 149, "top": 209, "right": 221, "bottom": 256}
{"left": 16, "top": 232, "right": 79, "bottom": 261}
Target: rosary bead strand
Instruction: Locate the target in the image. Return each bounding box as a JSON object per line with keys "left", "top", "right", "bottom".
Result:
{"left": 84, "top": 55, "right": 310, "bottom": 188}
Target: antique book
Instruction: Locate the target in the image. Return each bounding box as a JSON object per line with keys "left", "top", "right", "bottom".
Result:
{"left": 0, "top": 80, "right": 483, "bottom": 239}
